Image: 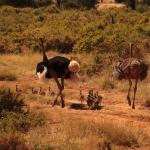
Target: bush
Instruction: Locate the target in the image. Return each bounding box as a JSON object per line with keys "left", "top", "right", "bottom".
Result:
{"left": 0, "top": 111, "right": 45, "bottom": 133}
{"left": 78, "top": 0, "right": 99, "bottom": 10}
{"left": 0, "top": 87, "right": 45, "bottom": 133}
{"left": 136, "top": 5, "right": 150, "bottom": 13}
{"left": 0, "top": 87, "right": 25, "bottom": 113}
{"left": 0, "top": 133, "right": 29, "bottom": 150}
{"left": 63, "top": 1, "right": 81, "bottom": 9}
{"left": 0, "top": 0, "right": 37, "bottom": 7}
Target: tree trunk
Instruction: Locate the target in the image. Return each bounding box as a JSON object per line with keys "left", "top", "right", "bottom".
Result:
{"left": 129, "top": 0, "right": 136, "bottom": 10}
{"left": 56, "top": 0, "right": 61, "bottom": 8}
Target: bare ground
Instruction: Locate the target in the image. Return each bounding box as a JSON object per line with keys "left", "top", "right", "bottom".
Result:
{"left": 96, "top": 3, "right": 125, "bottom": 11}
{"left": 2, "top": 74, "right": 150, "bottom": 149}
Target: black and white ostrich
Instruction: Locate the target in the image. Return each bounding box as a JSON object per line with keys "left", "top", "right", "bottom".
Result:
{"left": 113, "top": 43, "right": 148, "bottom": 109}
{"left": 36, "top": 38, "right": 80, "bottom": 108}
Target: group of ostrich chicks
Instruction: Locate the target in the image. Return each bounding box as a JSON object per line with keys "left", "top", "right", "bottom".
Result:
{"left": 16, "top": 84, "right": 102, "bottom": 110}
{"left": 79, "top": 90, "right": 102, "bottom": 110}
{"left": 35, "top": 38, "right": 148, "bottom": 110}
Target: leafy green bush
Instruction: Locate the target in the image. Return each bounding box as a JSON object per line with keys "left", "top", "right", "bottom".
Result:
{"left": 0, "top": 87, "right": 25, "bottom": 113}
{"left": 0, "top": 111, "right": 45, "bottom": 133}
{"left": 0, "top": 6, "right": 150, "bottom": 66}
{"left": 0, "top": 0, "right": 37, "bottom": 7}
{"left": 45, "top": 5, "right": 60, "bottom": 13}
{"left": 0, "top": 87, "right": 45, "bottom": 133}
{"left": 136, "top": 5, "right": 150, "bottom": 13}
{"left": 63, "top": 1, "right": 81, "bottom": 9}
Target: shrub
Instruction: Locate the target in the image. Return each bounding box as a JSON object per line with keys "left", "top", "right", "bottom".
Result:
{"left": 0, "top": 111, "right": 45, "bottom": 133}
{"left": 45, "top": 5, "right": 60, "bottom": 13}
{"left": 0, "top": 87, "right": 25, "bottom": 113}
{"left": 137, "top": 5, "right": 150, "bottom": 13}
{"left": 0, "top": 133, "right": 29, "bottom": 150}
{"left": 0, "top": 0, "right": 37, "bottom": 7}
{"left": 63, "top": 1, "right": 81, "bottom": 9}
{"left": 0, "top": 87, "right": 45, "bottom": 133}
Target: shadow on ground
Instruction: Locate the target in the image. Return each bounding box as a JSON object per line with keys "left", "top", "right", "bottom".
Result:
{"left": 69, "top": 103, "right": 87, "bottom": 110}
{"left": 69, "top": 103, "right": 104, "bottom": 110}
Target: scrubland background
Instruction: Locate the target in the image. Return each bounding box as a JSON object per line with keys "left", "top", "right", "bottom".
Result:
{"left": 0, "top": 3, "right": 150, "bottom": 150}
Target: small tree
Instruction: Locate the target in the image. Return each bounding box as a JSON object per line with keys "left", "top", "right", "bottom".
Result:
{"left": 56, "top": 0, "right": 61, "bottom": 8}
{"left": 60, "top": 0, "right": 98, "bottom": 10}
{"left": 127, "top": 0, "right": 136, "bottom": 10}
{"left": 115, "top": 0, "right": 125, "bottom": 3}
{"left": 78, "top": 0, "right": 99, "bottom": 9}
{"left": 0, "top": 0, "right": 37, "bottom": 7}
{"left": 115, "top": 0, "right": 136, "bottom": 10}
{"left": 140, "top": 0, "right": 150, "bottom": 6}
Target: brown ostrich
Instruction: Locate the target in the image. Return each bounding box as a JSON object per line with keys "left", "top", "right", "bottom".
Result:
{"left": 113, "top": 43, "right": 148, "bottom": 109}
{"left": 36, "top": 38, "right": 80, "bottom": 108}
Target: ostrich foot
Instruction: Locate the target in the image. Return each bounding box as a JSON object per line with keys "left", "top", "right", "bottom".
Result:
{"left": 127, "top": 96, "right": 131, "bottom": 106}
{"left": 52, "top": 99, "right": 57, "bottom": 107}
{"left": 132, "top": 104, "right": 135, "bottom": 109}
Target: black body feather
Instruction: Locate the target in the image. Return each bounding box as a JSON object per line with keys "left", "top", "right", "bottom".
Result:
{"left": 36, "top": 56, "right": 71, "bottom": 79}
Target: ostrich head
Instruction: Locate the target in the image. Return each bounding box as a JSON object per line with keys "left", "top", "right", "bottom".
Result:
{"left": 68, "top": 60, "right": 80, "bottom": 72}
{"left": 67, "top": 60, "right": 80, "bottom": 84}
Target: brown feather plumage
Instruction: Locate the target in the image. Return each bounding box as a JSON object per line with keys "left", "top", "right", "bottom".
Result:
{"left": 113, "top": 43, "right": 148, "bottom": 109}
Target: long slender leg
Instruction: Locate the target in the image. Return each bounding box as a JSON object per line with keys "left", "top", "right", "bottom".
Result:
{"left": 49, "top": 69, "right": 63, "bottom": 107}
{"left": 132, "top": 78, "right": 138, "bottom": 109}
{"left": 52, "top": 91, "right": 61, "bottom": 107}
{"left": 52, "top": 76, "right": 65, "bottom": 108}
{"left": 60, "top": 92, "right": 65, "bottom": 108}
{"left": 127, "top": 78, "right": 132, "bottom": 106}
{"left": 60, "top": 76, "right": 65, "bottom": 108}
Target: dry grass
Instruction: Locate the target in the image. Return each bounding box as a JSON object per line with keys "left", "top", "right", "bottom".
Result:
{"left": 25, "top": 114, "right": 149, "bottom": 149}
{"left": 0, "top": 53, "right": 150, "bottom": 149}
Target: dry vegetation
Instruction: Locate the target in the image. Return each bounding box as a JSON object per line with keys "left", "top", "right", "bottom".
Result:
{"left": 1, "top": 3, "right": 150, "bottom": 150}
{"left": 0, "top": 52, "right": 150, "bottom": 150}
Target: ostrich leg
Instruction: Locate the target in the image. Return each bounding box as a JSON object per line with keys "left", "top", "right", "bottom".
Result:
{"left": 127, "top": 78, "right": 132, "bottom": 106}
{"left": 52, "top": 91, "right": 64, "bottom": 107}
{"left": 132, "top": 78, "right": 138, "bottom": 109}
{"left": 52, "top": 91, "right": 61, "bottom": 107}
{"left": 60, "top": 76, "right": 65, "bottom": 108}
{"left": 50, "top": 69, "right": 65, "bottom": 107}
{"left": 52, "top": 75, "right": 65, "bottom": 108}
{"left": 60, "top": 92, "right": 65, "bottom": 108}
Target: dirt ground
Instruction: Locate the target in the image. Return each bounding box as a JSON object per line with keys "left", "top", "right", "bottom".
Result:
{"left": 95, "top": 0, "right": 125, "bottom": 11}
{"left": 3, "top": 74, "right": 150, "bottom": 149}
{"left": 96, "top": 3, "right": 125, "bottom": 11}
{"left": 43, "top": 85, "right": 150, "bottom": 150}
